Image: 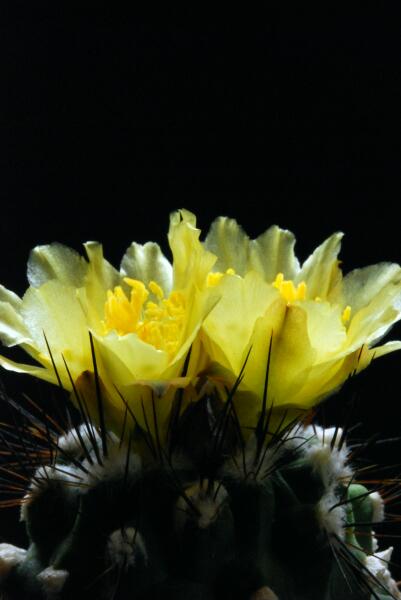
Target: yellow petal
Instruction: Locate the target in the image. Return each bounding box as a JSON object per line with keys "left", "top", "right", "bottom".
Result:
{"left": 345, "top": 278, "right": 401, "bottom": 349}
{"left": 296, "top": 232, "right": 343, "bottom": 299}
{"left": 21, "top": 280, "right": 92, "bottom": 379}
{"left": 202, "top": 271, "right": 278, "bottom": 375}
{"left": 80, "top": 242, "right": 121, "bottom": 332}
{"left": 249, "top": 225, "right": 300, "bottom": 281}
{"left": 205, "top": 218, "right": 300, "bottom": 281}
{"left": 120, "top": 241, "right": 173, "bottom": 297}
{"left": 0, "top": 354, "right": 58, "bottom": 385}
{"left": 301, "top": 300, "right": 346, "bottom": 360}
{"left": 168, "top": 209, "right": 216, "bottom": 289}
{"left": 93, "top": 330, "right": 170, "bottom": 383}
{"left": 204, "top": 216, "right": 250, "bottom": 276}
{"left": 0, "top": 285, "right": 23, "bottom": 309}
{"left": 355, "top": 340, "right": 401, "bottom": 373}
{"left": 27, "top": 243, "right": 87, "bottom": 288}
{"left": 330, "top": 262, "right": 401, "bottom": 313}
{"left": 0, "top": 300, "right": 31, "bottom": 347}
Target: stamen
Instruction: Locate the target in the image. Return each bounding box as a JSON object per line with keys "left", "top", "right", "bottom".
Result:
{"left": 272, "top": 273, "right": 307, "bottom": 303}
{"left": 103, "top": 279, "right": 186, "bottom": 356}
{"left": 207, "top": 268, "right": 236, "bottom": 287}
{"left": 342, "top": 305, "right": 352, "bottom": 324}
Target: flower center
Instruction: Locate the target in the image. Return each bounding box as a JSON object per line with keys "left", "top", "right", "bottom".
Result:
{"left": 272, "top": 272, "right": 307, "bottom": 302}
{"left": 103, "top": 278, "right": 186, "bottom": 355}
{"left": 272, "top": 272, "right": 351, "bottom": 324}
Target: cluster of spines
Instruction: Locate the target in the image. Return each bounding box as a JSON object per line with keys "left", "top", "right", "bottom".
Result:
{"left": 0, "top": 337, "right": 400, "bottom": 599}
{"left": 0, "top": 383, "right": 400, "bottom": 598}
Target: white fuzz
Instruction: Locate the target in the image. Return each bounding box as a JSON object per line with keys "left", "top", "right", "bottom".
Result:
{"left": 58, "top": 424, "right": 101, "bottom": 457}
{"left": 302, "top": 427, "right": 352, "bottom": 489}
{"left": 107, "top": 528, "right": 147, "bottom": 569}
{"left": 0, "top": 543, "right": 26, "bottom": 581}
{"left": 316, "top": 490, "right": 346, "bottom": 539}
{"left": 313, "top": 426, "right": 344, "bottom": 448}
{"left": 222, "top": 433, "right": 288, "bottom": 482}
{"left": 80, "top": 440, "right": 141, "bottom": 488}
{"left": 37, "top": 566, "right": 69, "bottom": 597}
{"left": 365, "top": 547, "right": 401, "bottom": 599}
{"left": 176, "top": 480, "right": 228, "bottom": 530}
{"left": 20, "top": 463, "right": 81, "bottom": 522}
{"left": 249, "top": 586, "right": 279, "bottom": 600}
{"left": 369, "top": 490, "right": 385, "bottom": 523}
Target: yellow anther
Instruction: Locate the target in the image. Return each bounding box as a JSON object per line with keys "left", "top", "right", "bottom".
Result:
{"left": 297, "top": 282, "right": 307, "bottom": 301}
{"left": 207, "top": 272, "right": 223, "bottom": 287}
{"left": 342, "top": 305, "right": 352, "bottom": 324}
{"left": 103, "top": 278, "right": 186, "bottom": 356}
{"left": 148, "top": 281, "right": 164, "bottom": 299}
{"left": 273, "top": 273, "right": 284, "bottom": 287}
{"left": 207, "top": 268, "right": 236, "bottom": 287}
{"left": 273, "top": 273, "right": 307, "bottom": 303}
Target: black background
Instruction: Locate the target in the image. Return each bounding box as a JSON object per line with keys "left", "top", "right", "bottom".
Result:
{"left": 1, "top": 12, "right": 401, "bottom": 580}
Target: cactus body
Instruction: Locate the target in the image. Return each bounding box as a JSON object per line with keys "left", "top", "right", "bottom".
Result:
{"left": 0, "top": 396, "right": 399, "bottom": 600}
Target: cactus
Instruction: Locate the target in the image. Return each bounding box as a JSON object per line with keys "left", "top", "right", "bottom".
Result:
{"left": 1, "top": 209, "right": 401, "bottom": 599}
{"left": 0, "top": 384, "right": 400, "bottom": 600}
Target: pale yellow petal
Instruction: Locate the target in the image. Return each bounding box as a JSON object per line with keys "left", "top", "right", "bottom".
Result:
{"left": 27, "top": 243, "right": 87, "bottom": 288}
{"left": 276, "top": 352, "right": 356, "bottom": 410}
{"left": 169, "top": 286, "right": 221, "bottom": 371}
{"left": 120, "top": 241, "right": 173, "bottom": 296}
{"left": 330, "top": 263, "right": 401, "bottom": 313}
{"left": 205, "top": 218, "right": 300, "bottom": 282}
{"left": 346, "top": 281, "right": 401, "bottom": 349}
{"left": 301, "top": 300, "right": 347, "bottom": 360}
{"left": 251, "top": 304, "right": 317, "bottom": 406}
{"left": 0, "top": 285, "right": 22, "bottom": 309}
{"left": 93, "top": 331, "right": 170, "bottom": 382}
{"left": 296, "top": 232, "right": 343, "bottom": 299}
{"left": 355, "top": 340, "right": 401, "bottom": 373}
{"left": 81, "top": 242, "right": 121, "bottom": 330}
{"left": 202, "top": 272, "right": 277, "bottom": 375}
{"left": 249, "top": 225, "right": 300, "bottom": 281}
{"left": 21, "top": 280, "right": 91, "bottom": 378}
{"left": 204, "top": 216, "right": 250, "bottom": 276}
{"left": 0, "top": 354, "right": 58, "bottom": 385}
{"left": 0, "top": 301, "right": 31, "bottom": 346}
{"left": 168, "top": 209, "right": 216, "bottom": 289}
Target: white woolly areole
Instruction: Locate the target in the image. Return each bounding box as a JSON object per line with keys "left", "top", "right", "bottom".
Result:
{"left": 107, "top": 528, "right": 147, "bottom": 569}
{"left": 312, "top": 425, "right": 344, "bottom": 448}
{"left": 37, "top": 566, "right": 69, "bottom": 596}
{"left": 303, "top": 438, "right": 352, "bottom": 489}
{"left": 249, "top": 586, "right": 279, "bottom": 600}
{"left": 176, "top": 480, "right": 228, "bottom": 530}
{"left": 20, "top": 463, "right": 82, "bottom": 523}
{"left": 281, "top": 424, "right": 319, "bottom": 452}
{"left": 80, "top": 441, "right": 142, "bottom": 488}
{"left": 222, "top": 433, "right": 289, "bottom": 483}
{"left": 0, "top": 543, "right": 26, "bottom": 580}
{"left": 369, "top": 490, "right": 385, "bottom": 523}
{"left": 372, "top": 532, "right": 379, "bottom": 553}
{"left": 58, "top": 424, "right": 102, "bottom": 457}
{"left": 316, "top": 490, "right": 346, "bottom": 539}
{"left": 365, "top": 547, "right": 401, "bottom": 599}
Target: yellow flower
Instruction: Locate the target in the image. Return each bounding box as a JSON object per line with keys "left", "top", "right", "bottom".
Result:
{"left": 0, "top": 210, "right": 218, "bottom": 436}
{"left": 2, "top": 209, "right": 401, "bottom": 440}
{"left": 201, "top": 216, "right": 401, "bottom": 426}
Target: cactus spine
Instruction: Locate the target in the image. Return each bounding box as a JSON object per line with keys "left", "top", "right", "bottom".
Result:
{"left": 0, "top": 386, "right": 399, "bottom": 600}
